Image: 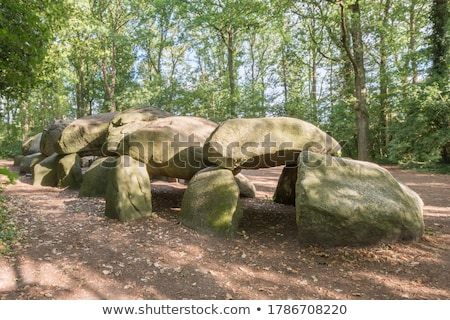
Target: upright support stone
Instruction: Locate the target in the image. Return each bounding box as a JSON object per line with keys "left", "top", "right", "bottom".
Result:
{"left": 179, "top": 167, "right": 243, "bottom": 237}
{"left": 57, "top": 153, "right": 83, "bottom": 189}
{"left": 33, "top": 154, "right": 62, "bottom": 187}
{"left": 105, "top": 155, "right": 152, "bottom": 222}
{"left": 79, "top": 157, "right": 117, "bottom": 197}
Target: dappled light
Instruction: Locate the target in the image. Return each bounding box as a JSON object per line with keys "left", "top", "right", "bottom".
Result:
{"left": 1, "top": 160, "right": 449, "bottom": 300}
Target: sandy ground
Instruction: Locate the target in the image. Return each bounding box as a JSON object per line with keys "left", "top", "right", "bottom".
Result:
{"left": 0, "top": 160, "right": 449, "bottom": 300}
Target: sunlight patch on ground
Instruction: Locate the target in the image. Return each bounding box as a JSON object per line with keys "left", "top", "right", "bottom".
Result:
{"left": 0, "top": 260, "right": 17, "bottom": 291}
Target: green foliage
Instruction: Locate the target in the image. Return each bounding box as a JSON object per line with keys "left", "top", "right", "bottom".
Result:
{"left": 0, "top": 194, "right": 17, "bottom": 255}
{"left": 0, "top": 167, "right": 18, "bottom": 185}
{"left": 0, "top": 0, "right": 68, "bottom": 99}
{"left": 0, "top": 0, "right": 448, "bottom": 166}
{"left": 0, "top": 168, "right": 18, "bottom": 255}
{"left": 389, "top": 84, "right": 450, "bottom": 163}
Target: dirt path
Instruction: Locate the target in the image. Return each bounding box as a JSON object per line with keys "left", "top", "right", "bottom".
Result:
{"left": 0, "top": 161, "right": 449, "bottom": 300}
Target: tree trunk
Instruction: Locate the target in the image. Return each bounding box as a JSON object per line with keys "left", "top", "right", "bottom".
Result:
{"left": 101, "top": 41, "right": 117, "bottom": 113}
{"left": 430, "top": 0, "right": 449, "bottom": 86}
{"left": 21, "top": 100, "right": 29, "bottom": 140}
{"left": 378, "top": 0, "right": 391, "bottom": 157}
{"left": 225, "top": 27, "right": 237, "bottom": 118}
{"left": 75, "top": 60, "right": 88, "bottom": 119}
{"left": 311, "top": 51, "right": 318, "bottom": 123}
{"left": 339, "top": 0, "right": 371, "bottom": 161}
{"left": 409, "top": 0, "right": 419, "bottom": 84}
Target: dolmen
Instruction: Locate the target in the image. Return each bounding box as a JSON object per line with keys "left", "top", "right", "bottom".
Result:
{"left": 16, "top": 106, "right": 424, "bottom": 247}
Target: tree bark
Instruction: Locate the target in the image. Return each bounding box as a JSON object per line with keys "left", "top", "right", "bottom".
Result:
{"left": 378, "top": 0, "right": 391, "bottom": 157}
{"left": 409, "top": 0, "right": 419, "bottom": 84}
{"left": 101, "top": 41, "right": 117, "bottom": 113}
{"left": 224, "top": 26, "right": 237, "bottom": 118}
{"left": 339, "top": 0, "right": 371, "bottom": 161}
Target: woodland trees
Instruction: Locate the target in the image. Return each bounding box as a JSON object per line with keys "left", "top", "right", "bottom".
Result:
{"left": 0, "top": 0, "right": 448, "bottom": 163}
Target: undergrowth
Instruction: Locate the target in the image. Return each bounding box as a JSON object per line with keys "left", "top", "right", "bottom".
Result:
{"left": 0, "top": 167, "right": 19, "bottom": 255}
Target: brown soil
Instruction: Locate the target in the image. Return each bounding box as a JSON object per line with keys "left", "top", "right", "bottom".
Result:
{"left": 0, "top": 160, "right": 449, "bottom": 300}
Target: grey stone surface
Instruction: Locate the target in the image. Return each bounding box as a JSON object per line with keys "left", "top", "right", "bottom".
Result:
{"left": 296, "top": 152, "right": 424, "bottom": 246}
{"left": 179, "top": 167, "right": 243, "bottom": 237}
{"left": 105, "top": 155, "right": 152, "bottom": 222}
{"left": 204, "top": 117, "right": 341, "bottom": 170}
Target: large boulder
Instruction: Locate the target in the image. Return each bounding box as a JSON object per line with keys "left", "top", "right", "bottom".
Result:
{"left": 55, "top": 113, "right": 117, "bottom": 156}
{"left": 105, "top": 105, "right": 172, "bottom": 154}
{"left": 105, "top": 155, "right": 152, "bottom": 222}
{"left": 57, "top": 153, "right": 83, "bottom": 189}
{"left": 20, "top": 153, "right": 46, "bottom": 174}
{"left": 179, "top": 167, "right": 243, "bottom": 237}
{"left": 79, "top": 157, "right": 117, "bottom": 197}
{"left": 40, "top": 120, "right": 72, "bottom": 156}
{"left": 203, "top": 117, "right": 341, "bottom": 170}
{"left": 22, "top": 132, "right": 42, "bottom": 156}
{"left": 118, "top": 116, "right": 218, "bottom": 180}
{"left": 295, "top": 151, "right": 424, "bottom": 247}
{"left": 33, "top": 154, "right": 62, "bottom": 187}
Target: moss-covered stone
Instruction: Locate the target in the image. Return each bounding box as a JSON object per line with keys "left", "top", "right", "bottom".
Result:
{"left": 179, "top": 167, "right": 243, "bottom": 237}
{"left": 40, "top": 120, "right": 72, "bottom": 156}
{"left": 20, "top": 153, "right": 46, "bottom": 174}
{"left": 118, "top": 116, "right": 217, "bottom": 179}
{"left": 79, "top": 157, "right": 117, "bottom": 197}
{"left": 204, "top": 117, "right": 341, "bottom": 170}
{"left": 105, "top": 155, "right": 152, "bottom": 222}
{"left": 56, "top": 113, "right": 117, "bottom": 156}
{"left": 22, "top": 132, "right": 42, "bottom": 155}
{"left": 296, "top": 151, "right": 424, "bottom": 247}
{"left": 33, "top": 154, "right": 62, "bottom": 187}
{"left": 105, "top": 105, "right": 172, "bottom": 154}
{"left": 57, "top": 153, "right": 83, "bottom": 189}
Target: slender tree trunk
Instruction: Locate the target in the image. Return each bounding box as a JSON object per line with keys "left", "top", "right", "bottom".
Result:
{"left": 339, "top": 0, "right": 371, "bottom": 160}
{"left": 379, "top": 0, "right": 391, "bottom": 157}
{"left": 281, "top": 45, "right": 289, "bottom": 115}
{"left": 409, "top": 0, "right": 419, "bottom": 84}
{"left": 225, "top": 27, "right": 237, "bottom": 118}
{"left": 101, "top": 41, "right": 117, "bottom": 112}
{"left": 75, "top": 60, "right": 88, "bottom": 118}
{"left": 21, "top": 100, "right": 29, "bottom": 140}
{"left": 311, "top": 51, "right": 318, "bottom": 123}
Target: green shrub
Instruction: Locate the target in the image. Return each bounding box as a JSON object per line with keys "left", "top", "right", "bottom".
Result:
{"left": 0, "top": 168, "right": 18, "bottom": 255}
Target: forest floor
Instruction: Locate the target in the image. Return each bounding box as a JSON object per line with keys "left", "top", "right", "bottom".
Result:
{"left": 0, "top": 159, "right": 449, "bottom": 300}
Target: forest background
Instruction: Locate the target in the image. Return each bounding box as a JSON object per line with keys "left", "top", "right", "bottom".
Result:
{"left": 0, "top": 0, "right": 449, "bottom": 166}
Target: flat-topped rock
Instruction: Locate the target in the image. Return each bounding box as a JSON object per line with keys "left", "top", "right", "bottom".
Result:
{"left": 106, "top": 105, "right": 172, "bottom": 154}
{"left": 203, "top": 117, "right": 341, "bottom": 170}
{"left": 56, "top": 113, "right": 117, "bottom": 156}
{"left": 118, "top": 116, "right": 217, "bottom": 180}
